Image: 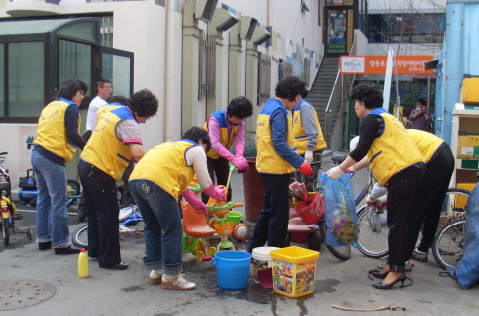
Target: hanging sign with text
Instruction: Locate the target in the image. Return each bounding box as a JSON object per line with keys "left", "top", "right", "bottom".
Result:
{"left": 340, "top": 55, "right": 433, "bottom": 75}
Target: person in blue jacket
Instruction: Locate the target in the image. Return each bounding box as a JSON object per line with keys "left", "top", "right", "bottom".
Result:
{"left": 248, "top": 76, "right": 313, "bottom": 252}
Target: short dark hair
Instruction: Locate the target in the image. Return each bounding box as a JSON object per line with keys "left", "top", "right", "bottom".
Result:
{"left": 97, "top": 79, "right": 112, "bottom": 88}
{"left": 128, "top": 89, "right": 159, "bottom": 118}
{"left": 56, "top": 78, "right": 88, "bottom": 100}
{"left": 227, "top": 96, "right": 253, "bottom": 119}
{"left": 109, "top": 95, "right": 128, "bottom": 105}
{"left": 275, "top": 76, "right": 307, "bottom": 102}
{"left": 182, "top": 127, "right": 211, "bottom": 152}
{"left": 350, "top": 82, "right": 383, "bottom": 109}
{"left": 417, "top": 98, "right": 426, "bottom": 106}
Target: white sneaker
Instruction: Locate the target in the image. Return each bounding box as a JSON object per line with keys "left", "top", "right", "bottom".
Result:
{"left": 411, "top": 249, "right": 428, "bottom": 262}
{"left": 149, "top": 269, "right": 163, "bottom": 285}
{"left": 161, "top": 274, "right": 196, "bottom": 290}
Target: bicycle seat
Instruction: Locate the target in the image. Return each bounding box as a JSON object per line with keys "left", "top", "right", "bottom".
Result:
{"left": 182, "top": 203, "right": 216, "bottom": 237}
{"left": 331, "top": 152, "right": 349, "bottom": 164}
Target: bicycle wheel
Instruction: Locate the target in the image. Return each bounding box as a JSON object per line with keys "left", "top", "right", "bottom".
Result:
{"left": 356, "top": 204, "right": 389, "bottom": 258}
{"left": 432, "top": 220, "right": 465, "bottom": 270}
{"left": 319, "top": 222, "right": 351, "bottom": 261}
{"left": 1, "top": 216, "right": 9, "bottom": 245}
{"left": 71, "top": 225, "right": 88, "bottom": 249}
{"left": 438, "top": 188, "right": 470, "bottom": 227}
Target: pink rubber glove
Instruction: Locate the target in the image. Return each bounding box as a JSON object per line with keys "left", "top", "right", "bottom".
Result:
{"left": 231, "top": 155, "right": 248, "bottom": 171}
{"left": 181, "top": 188, "right": 208, "bottom": 214}
{"left": 299, "top": 161, "right": 313, "bottom": 176}
{"left": 203, "top": 182, "right": 226, "bottom": 201}
{"left": 217, "top": 146, "right": 235, "bottom": 161}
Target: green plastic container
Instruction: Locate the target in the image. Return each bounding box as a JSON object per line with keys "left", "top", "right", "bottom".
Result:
{"left": 225, "top": 211, "right": 242, "bottom": 225}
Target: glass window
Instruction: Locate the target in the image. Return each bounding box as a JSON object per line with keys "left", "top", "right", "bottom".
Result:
{"left": 0, "top": 44, "right": 4, "bottom": 116}
{"left": 8, "top": 42, "right": 45, "bottom": 117}
{"left": 57, "top": 22, "right": 97, "bottom": 42}
{"left": 102, "top": 54, "right": 131, "bottom": 98}
{"left": 59, "top": 39, "right": 92, "bottom": 96}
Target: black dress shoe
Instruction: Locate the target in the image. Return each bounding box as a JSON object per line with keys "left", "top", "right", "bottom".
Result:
{"left": 99, "top": 261, "right": 129, "bottom": 270}
{"left": 54, "top": 245, "right": 82, "bottom": 255}
{"left": 369, "top": 269, "right": 387, "bottom": 279}
{"left": 372, "top": 273, "right": 407, "bottom": 289}
{"left": 39, "top": 241, "right": 52, "bottom": 251}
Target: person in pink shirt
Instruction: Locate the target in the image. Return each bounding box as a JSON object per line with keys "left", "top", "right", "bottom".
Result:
{"left": 202, "top": 97, "right": 253, "bottom": 203}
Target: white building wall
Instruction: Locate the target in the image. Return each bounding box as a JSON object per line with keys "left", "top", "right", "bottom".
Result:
{"left": 0, "top": 0, "right": 325, "bottom": 190}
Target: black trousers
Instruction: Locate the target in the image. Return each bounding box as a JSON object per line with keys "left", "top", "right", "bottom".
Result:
{"left": 201, "top": 156, "right": 232, "bottom": 203}
{"left": 78, "top": 160, "right": 121, "bottom": 266}
{"left": 386, "top": 163, "right": 425, "bottom": 271}
{"left": 248, "top": 173, "right": 291, "bottom": 252}
{"left": 406, "top": 146, "right": 455, "bottom": 258}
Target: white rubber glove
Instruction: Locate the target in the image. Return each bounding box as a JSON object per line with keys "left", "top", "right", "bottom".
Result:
{"left": 326, "top": 166, "right": 344, "bottom": 179}
{"left": 376, "top": 195, "right": 387, "bottom": 206}
{"left": 305, "top": 150, "right": 313, "bottom": 163}
{"left": 365, "top": 195, "right": 376, "bottom": 205}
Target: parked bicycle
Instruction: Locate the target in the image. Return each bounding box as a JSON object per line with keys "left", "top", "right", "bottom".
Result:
{"left": 0, "top": 152, "right": 32, "bottom": 245}
{"left": 431, "top": 185, "right": 475, "bottom": 270}
{"left": 356, "top": 188, "right": 470, "bottom": 261}
{"left": 71, "top": 204, "right": 143, "bottom": 249}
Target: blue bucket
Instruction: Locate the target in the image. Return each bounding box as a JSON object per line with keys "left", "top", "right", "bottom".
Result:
{"left": 211, "top": 251, "right": 251, "bottom": 290}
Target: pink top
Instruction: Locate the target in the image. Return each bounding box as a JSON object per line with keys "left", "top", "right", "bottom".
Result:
{"left": 207, "top": 109, "right": 246, "bottom": 159}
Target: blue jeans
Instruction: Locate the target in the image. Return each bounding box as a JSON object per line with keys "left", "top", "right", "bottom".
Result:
{"left": 31, "top": 150, "right": 70, "bottom": 247}
{"left": 129, "top": 180, "right": 183, "bottom": 275}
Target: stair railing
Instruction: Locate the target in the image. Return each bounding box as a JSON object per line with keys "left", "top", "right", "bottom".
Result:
{"left": 324, "top": 33, "right": 359, "bottom": 150}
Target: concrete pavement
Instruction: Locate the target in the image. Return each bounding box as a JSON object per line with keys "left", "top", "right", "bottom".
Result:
{"left": 1, "top": 155, "right": 478, "bottom": 316}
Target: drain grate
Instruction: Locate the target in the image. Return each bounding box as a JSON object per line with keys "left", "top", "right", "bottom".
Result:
{"left": 0, "top": 279, "right": 56, "bottom": 311}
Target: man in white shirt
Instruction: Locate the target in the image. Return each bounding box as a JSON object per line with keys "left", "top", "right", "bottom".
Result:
{"left": 84, "top": 79, "right": 112, "bottom": 140}
{"left": 78, "top": 79, "right": 112, "bottom": 222}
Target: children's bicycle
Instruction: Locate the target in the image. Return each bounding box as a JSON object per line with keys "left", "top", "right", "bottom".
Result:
{"left": 0, "top": 152, "right": 32, "bottom": 245}
{"left": 71, "top": 205, "right": 143, "bottom": 249}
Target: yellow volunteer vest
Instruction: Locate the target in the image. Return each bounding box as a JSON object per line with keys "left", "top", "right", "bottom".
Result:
{"left": 407, "top": 129, "right": 444, "bottom": 163}
{"left": 129, "top": 140, "right": 197, "bottom": 201}
{"left": 203, "top": 110, "right": 241, "bottom": 159}
{"left": 81, "top": 106, "right": 133, "bottom": 181}
{"left": 34, "top": 99, "right": 80, "bottom": 163}
{"left": 292, "top": 99, "right": 327, "bottom": 154}
{"left": 256, "top": 98, "right": 297, "bottom": 174}
{"left": 366, "top": 108, "right": 424, "bottom": 186}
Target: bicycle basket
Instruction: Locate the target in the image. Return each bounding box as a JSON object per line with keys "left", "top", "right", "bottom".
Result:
{"left": 294, "top": 192, "right": 324, "bottom": 225}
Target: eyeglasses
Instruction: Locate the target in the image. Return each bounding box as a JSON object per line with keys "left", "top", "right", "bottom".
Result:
{"left": 78, "top": 91, "right": 86, "bottom": 97}
{"left": 102, "top": 85, "right": 113, "bottom": 90}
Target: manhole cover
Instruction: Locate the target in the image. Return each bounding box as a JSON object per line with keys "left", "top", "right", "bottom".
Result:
{"left": 0, "top": 279, "right": 56, "bottom": 311}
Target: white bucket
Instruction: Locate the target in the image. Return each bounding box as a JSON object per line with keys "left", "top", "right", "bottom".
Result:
{"left": 252, "top": 246, "right": 279, "bottom": 282}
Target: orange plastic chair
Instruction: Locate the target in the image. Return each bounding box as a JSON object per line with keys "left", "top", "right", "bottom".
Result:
{"left": 182, "top": 202, "right": 216, "bottom": 237}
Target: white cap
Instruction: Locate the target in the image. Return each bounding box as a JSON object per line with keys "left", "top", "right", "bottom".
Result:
{"left": 350, "top": 136, "right": 360, "bottom": 151}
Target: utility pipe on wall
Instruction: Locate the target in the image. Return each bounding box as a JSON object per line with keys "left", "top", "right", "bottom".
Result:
{"left": 164, "top": 0, "right": 175, "bottom": 142}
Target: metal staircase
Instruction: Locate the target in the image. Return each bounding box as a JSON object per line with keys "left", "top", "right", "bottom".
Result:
{"left": 306, "top": 57, "right": 340, "bottom": 146}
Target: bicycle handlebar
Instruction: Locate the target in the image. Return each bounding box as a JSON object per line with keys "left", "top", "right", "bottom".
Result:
{"left": 207, "top": 202, "right": 243, "bottom": 211}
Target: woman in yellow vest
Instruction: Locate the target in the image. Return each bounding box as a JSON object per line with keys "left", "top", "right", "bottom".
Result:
{"left": 405, "top": 129, "right": 454, "bottom": 263}
{"left": 79, "top": 89, "right": 158, "bottom": 270}
{"left": 202, "top": 97, "right": 253, "bottom": 203}
{"left": 248, "top": 76, "right": 313, "bottom": 253}
{"left": 129, "top": 127, "right": 225, "bottom": 290}
{"left": 292, "top": 97, "right": 327, "bottom": 191}
{"left": 327, "top": 83, "right": 425, "bottom": 289}
{"left": 32, "top": 78, "right": 87, "bottom": 255}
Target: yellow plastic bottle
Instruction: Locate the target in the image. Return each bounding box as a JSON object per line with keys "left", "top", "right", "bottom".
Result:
{"left": 78, "top": 248, "right": 89, "bottom": 278}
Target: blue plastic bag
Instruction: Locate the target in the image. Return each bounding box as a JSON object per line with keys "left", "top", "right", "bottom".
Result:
{"left": 447, "top": 183, "right": 479, "bottom": 289}
{"left": 319, "top": 172, "right": 358, "bottom": 248}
